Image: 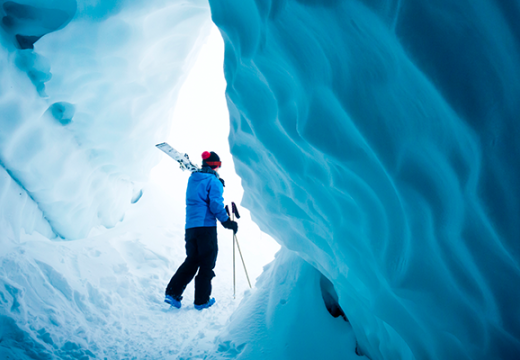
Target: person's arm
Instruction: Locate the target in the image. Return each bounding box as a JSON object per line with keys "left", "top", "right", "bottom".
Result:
{"left": 208, "top": 177, "right": 238, "bottom": 234}
{"left": 208, "top": 177, "right": 230, "bottom": 223}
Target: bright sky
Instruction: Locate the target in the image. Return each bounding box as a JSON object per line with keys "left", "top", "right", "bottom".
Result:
{"left": 150, "top": 25, "right": 280, "bottom": 281}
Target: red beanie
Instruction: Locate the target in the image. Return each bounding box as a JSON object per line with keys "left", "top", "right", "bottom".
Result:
{"left": 202, "top": 151, "right": 221, "bottom": 169}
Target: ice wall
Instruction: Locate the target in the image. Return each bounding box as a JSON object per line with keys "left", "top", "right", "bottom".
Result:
{"left": 209, "top": 0, "right": 520, "bottom": 359}
{"left": 0, "top": 0, "right": 211, "bottom": 240}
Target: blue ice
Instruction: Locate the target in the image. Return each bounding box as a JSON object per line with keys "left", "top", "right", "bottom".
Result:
{"left": 1, "top": 0, "right": 519, "bottom": 359}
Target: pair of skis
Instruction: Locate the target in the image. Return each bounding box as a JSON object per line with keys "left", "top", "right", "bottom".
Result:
{"left": 155, "top": 142, "right": 200, "bottom": 172}
{"left": 156, "top": 142, "right": 252, "bottom": 295}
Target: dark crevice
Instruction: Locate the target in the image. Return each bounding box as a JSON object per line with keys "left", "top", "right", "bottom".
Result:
{"left": 15, "top": 34, "right": 42, "bottom": 49}
{"left": 320, "top": 273, "right": 348, "bottom": 322}
{"left": 2, "top": 1, "right": 75, "bottom": 48}
{"left": 319, "top": 274, "right": 370, "bottom": 358}
{"left": 355, "top": 342, "right": 366, "bottom": 357}
{"left": 1, "top": 1, "right": 76, "bottom": 97}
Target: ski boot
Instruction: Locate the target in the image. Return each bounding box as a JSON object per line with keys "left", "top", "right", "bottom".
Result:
{"left": 165, "top": 295, "right": 182, "bottom": 309}
{"left": 194, "top": 298, "right": 215, "bottom": 310}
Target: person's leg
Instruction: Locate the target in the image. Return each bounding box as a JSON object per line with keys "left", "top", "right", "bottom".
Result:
{"left": 165, "top": 228, "right": 200, "bottom": 300}
{"left": 194, "top": 227, "right": 218, "bottom": 305}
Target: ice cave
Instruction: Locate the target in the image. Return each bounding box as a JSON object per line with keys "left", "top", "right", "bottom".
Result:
{"left": 1, "top": 0, "right": 519, "bottom": 359}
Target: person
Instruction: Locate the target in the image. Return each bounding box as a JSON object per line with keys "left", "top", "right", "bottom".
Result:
{"left": 165, "top": 151, "right": 238, "bottom": 310}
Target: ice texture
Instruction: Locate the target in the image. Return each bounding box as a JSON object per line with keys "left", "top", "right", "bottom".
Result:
{"left": 1, "top": 0, "right": 520, "bottom": 359}
{"left": 209, "top": 0, "right": 520, "bottom": 359}
{"left": 0, "top": 0, "right": 211, "bottom": 239}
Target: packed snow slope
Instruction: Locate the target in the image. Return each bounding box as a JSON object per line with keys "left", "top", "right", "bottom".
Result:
{"left": 209, "top": 0, "right": 520, "bottom": 359}
{"left": 0, "top": 184, "right": 252, "bottom": 359}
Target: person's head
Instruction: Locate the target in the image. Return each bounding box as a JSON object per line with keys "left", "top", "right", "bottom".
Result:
{"left": 202, "top": 151, "right": 221, "bottom": 171}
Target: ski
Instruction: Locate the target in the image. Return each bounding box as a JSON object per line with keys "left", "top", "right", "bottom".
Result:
{"left": 156, "top": 142, "right": 200, "bottom": 172}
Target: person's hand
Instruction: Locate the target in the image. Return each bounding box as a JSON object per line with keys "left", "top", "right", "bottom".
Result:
{"left": 222, "top": 219, "right": 238, "bottom": 234}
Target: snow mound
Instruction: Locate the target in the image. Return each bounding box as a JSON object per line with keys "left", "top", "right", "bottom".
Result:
{"left": 211, "top": 248, "right": 357, "bottom": 360}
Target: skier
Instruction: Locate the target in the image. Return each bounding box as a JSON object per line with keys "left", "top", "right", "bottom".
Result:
{"left": 165, "top": 151, "right": 238, "bottom": 310}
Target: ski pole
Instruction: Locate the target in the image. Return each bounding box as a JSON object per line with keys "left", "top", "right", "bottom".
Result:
{"left": 226, "top": 205, "right": 236, "bottom": 299}
{"left": 234, "top": 233, "right": 252, "bottom": 288}
{"left": 231, "top": 202, "right": 252, "bottom": 289}
{"left": 233, "top": 214, "right": 236, "bottom": 299}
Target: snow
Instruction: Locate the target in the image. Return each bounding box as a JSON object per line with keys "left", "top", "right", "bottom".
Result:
{"left": 210, "top": 248, "right": 358, "bottom": 360}
{"left": 2, "top": 0, "right": 520, "bottom": 359}
{"left": 0, "top": 185, "right": 247, "bottom": 359}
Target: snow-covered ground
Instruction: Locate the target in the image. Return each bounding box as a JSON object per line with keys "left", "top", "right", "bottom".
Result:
{"left": 0, "top": 184, "right": 254, "bottom": 359}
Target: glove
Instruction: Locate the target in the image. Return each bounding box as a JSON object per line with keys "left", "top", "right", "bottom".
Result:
{"left": 218, "top": 177, "right": 225, "bottom": 187}
{"left": 221, "top": 218, "right": 238, "bottom": 234}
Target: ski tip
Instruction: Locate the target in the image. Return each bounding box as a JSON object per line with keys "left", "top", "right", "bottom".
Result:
{"left": 156, "top": 142, "right": 166, "bottom": 147}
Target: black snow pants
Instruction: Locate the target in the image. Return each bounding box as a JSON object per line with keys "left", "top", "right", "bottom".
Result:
{"left": 165, "top": 226, "right": 218, "bottom": 305}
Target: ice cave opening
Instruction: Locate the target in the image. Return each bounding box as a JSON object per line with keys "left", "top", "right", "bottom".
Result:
{"left": 150, "top": 25, "right": 280, "bottom": 281}
{"left": 1, "top": 2, "right": 281, "bottom": 358}
{"left": 2, "top": 0, "right": 520, "bottom": 359}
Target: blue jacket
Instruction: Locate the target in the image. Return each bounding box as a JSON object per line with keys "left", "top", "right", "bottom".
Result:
{"left": 185, "top": 171, "right": 229, "bottom": 229}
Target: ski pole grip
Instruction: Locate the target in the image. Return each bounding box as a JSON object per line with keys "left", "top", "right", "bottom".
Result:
{"left": 231, "top": 202, "right": 240, "bottom": 219}
{"left": 225, "top": 205, "right": 230, "bottom": 217}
